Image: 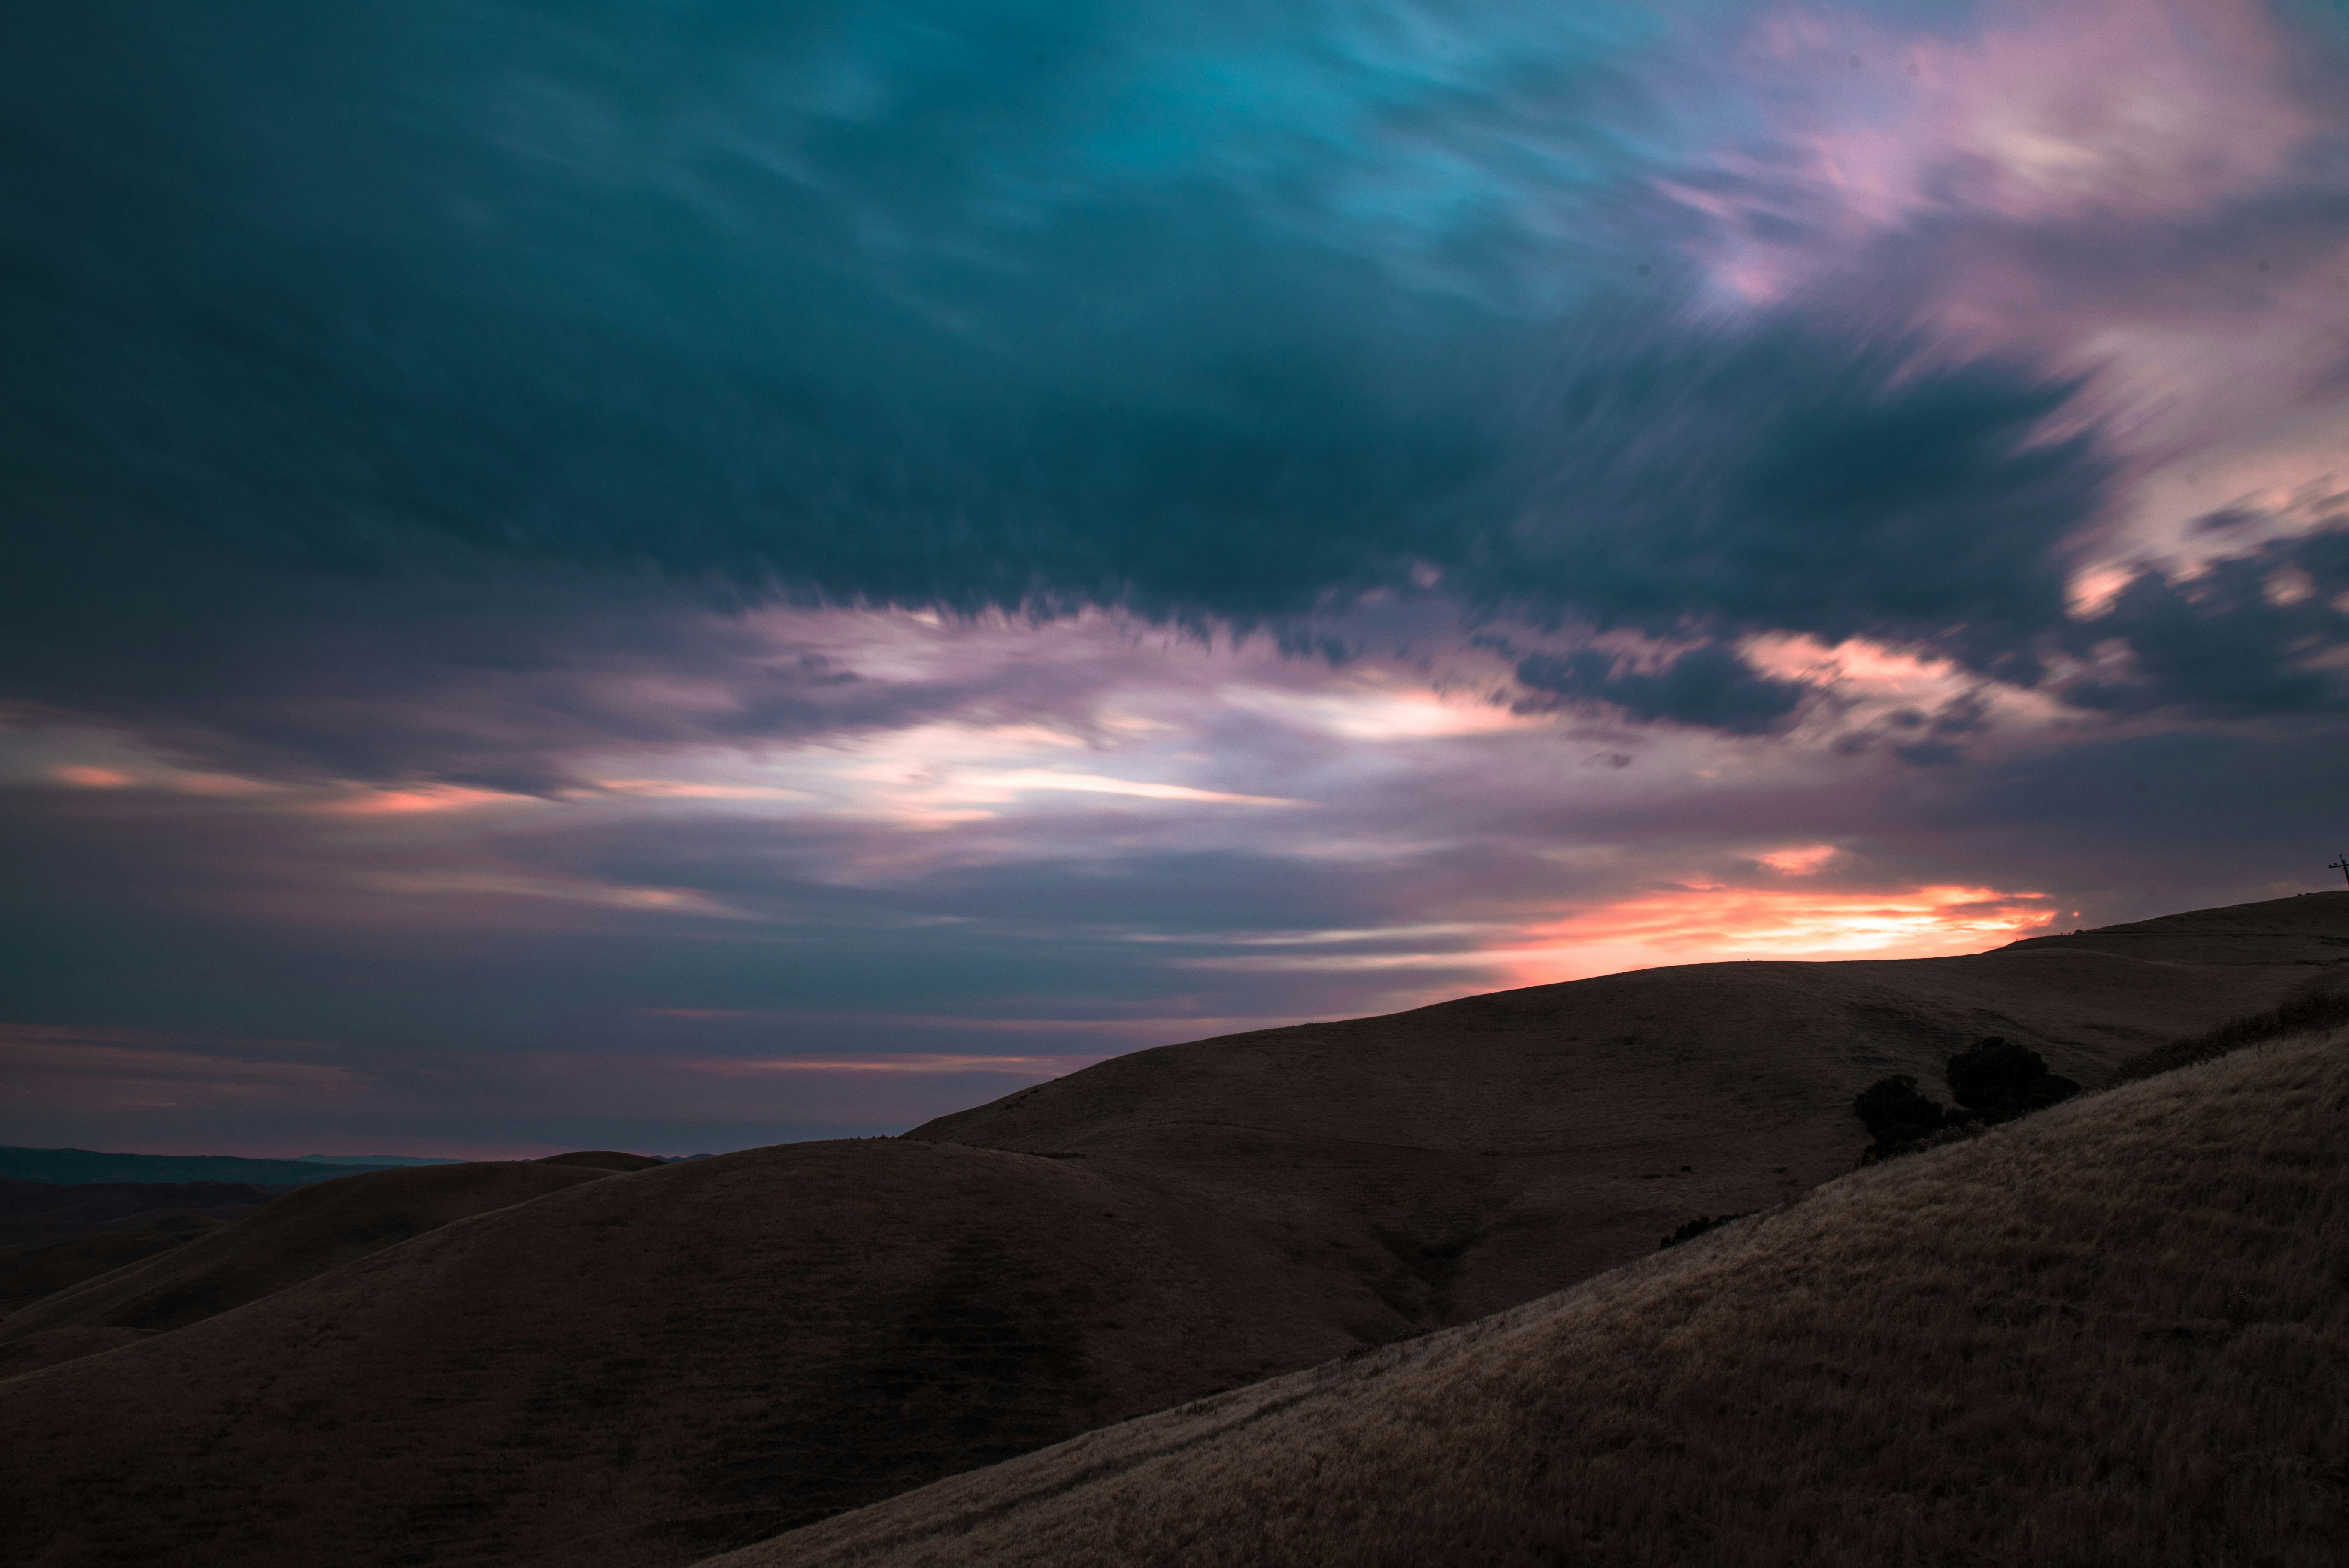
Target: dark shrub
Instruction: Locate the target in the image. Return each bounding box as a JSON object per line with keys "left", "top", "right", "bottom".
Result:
{"left": 1852, "top": 1073, "right": 1950, "bottom": 1162}
{"left": 1660, "top": 1212, "right": 1754, "bottom": 1250}
{"left": 2109, "top": 987, "right": 2349, "bottom": 1085}
{"left": 1944, "top": 1037, "right": 2081, "bottom": 1124}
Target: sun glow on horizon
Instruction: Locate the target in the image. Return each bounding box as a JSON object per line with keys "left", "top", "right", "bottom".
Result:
{"left": 1500, "top": 882, "right": 2057, "bottom": 986}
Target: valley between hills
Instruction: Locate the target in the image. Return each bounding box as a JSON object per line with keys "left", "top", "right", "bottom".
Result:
{"left": 4, "top": 893, "right": 2346, "bottom": 1567}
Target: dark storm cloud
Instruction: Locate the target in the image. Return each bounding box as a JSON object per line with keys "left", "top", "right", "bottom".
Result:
{"left": 0, "top": 0, "right": 2167, "bottom": 770}
{"left": 1512, "top": 642, "right": 1807, "bottom": 733}
{"left": 2067, "top": 525, "right": 2349, "bottom": 717}
{"left": 1491, "top": 323, "right": 2104, "bottom": 681}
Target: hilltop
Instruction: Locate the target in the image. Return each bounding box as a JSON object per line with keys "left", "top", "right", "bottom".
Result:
{"left": 0, "top": 893, "right": 2343, "bottom": 1567}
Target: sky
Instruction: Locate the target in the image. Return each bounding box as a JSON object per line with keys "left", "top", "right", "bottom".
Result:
{"left": 4, "top": 0, "right": 2348, "bottom": 1159}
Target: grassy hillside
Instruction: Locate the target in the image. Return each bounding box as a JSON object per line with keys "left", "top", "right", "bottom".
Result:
{"left": 0, "top": 1177, "right": 283, "bottom": 1248}
{"left": 0, "top": 1159, "right": 611, "bottom": 1346}
{"left": 702, "top": 1027, "right": 2349, "bottom": 1568}
{"left": 0, "top": 1138, "right": 1398, "bottom": 1568}
{"left": 0, "top": 1216, "right": 222, "bottom": 1316}
{"left": 2, "top": 895, "right": 2340, "bottom": 1568}
{"left": 910, "top": 893, "right": 2348, "bottom": 1324}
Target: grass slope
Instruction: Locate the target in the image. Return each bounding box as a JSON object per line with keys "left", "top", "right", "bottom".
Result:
{"left": 0, "top": 1139, "right": 1389, "bottom": 1568}
{"left": 0, "top": 1177, "right": 283, "bottom": 1248}
{"left": 3, "top": 895, "right": 2341, "bottom": 1568}
{"left": 0, "top": 1215, "right": 224, "bottom": 1316}
{"left": 0, "top": 1159, "right": 610, "bottom": 1345}
{"left": 910, "top": 893, "right": 2348, "bottom": 1326}
{"left": 701, "top": 1028, "right": 2349, "bottom": 1568}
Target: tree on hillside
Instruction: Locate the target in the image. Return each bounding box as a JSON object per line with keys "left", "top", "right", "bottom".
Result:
{"left": 1945, "top": 1037, "right": 2081, "bottom": 1124}
{"left": 1852, "top": 1074, "right": 1950, "bottom": 1164}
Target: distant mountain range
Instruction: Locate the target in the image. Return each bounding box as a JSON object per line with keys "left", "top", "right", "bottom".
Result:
{"left": 0, "top": 1147, "right": 413, "bottom": 1187}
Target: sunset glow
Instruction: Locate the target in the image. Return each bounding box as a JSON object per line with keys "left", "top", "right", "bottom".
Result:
{"left": 1497, "top": 884, "right": 2058, "bottom": 986}
{"left": 6, "top": 0, "right": 2345, "bottom": 1157}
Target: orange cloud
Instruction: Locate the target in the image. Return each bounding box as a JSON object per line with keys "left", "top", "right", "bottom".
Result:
{"left": 1753, "top": 844, "right": 1839, "bottom": 875}
{"left": 314, "top": 784, "right": 528, "bottom": 815}
{"left": 1503, "top": 883, "right": 2055, "bottom": 985}
{"left": 50, "top": 765, "right": 133, "bottom": 788}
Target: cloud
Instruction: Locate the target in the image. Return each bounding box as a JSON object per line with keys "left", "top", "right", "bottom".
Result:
{"left": 1513, "top": 642, "right": 1809, "bottom": 733}
{"left": 2063, "top": 525, "right": 2349, "bottom": 714}
{"left": 0, "top": 0, "right": 2175, "bottom": 780}
{"left": 6, "top": 0, "right": 2349, "bottom": 1158}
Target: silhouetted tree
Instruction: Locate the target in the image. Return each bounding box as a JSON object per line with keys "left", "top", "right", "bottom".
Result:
{"left": 1852, "top": 1073, "right": 1950, "bottom": 1162}
{"left": 1944, "top": 1037, "right": 2081, "bottom": 1123}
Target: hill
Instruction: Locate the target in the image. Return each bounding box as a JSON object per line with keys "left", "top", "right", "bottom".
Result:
{"left": 0, "top": 893, "right": 2341, "bottom": 1568}
{"left": 0, "top": 1215, "right": 224, "bottom": 1316}
{"left": 697, "top": 1024, "right": 2349, "bottom": 1568}
{"left": 0, "top": 1159, "right": 612, "bottom": 1347}
{"left": 0, "top": 1138, "right": 1381, "bottom": 1567}
{"left": 0, "top": 1177, "right": 284, "bottom": 1248}
{"left": 906, "top": 892, "right": 2349, "bottom": 1324}
{"left": 0, "top": 1146, "right": 394, "bottom": 1187}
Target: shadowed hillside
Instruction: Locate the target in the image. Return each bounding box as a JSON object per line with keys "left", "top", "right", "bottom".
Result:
{"left": 700, "top": 1026, "right": 2349, "bottom": 1568}
{"left": 0, "top": 1178, "right": 284, "bottom": 1248}
{"left": 1, "top": 895, "right": 2343, "bottom": 1568}
{"left": 0, "top": 1140, "right": 1384, "bottom": 1568}
{"left": 909, "top": 893, "right": 2349, "bottom": 1323}
{"left": 0, "top": 1159, "right": 612, "bottom": 1347}
{"left": 0, "top": 1215, "right": 224, "bottom": 1316}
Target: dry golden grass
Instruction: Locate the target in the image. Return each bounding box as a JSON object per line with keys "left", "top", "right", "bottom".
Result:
{"left": 703, "top": 1027, "right": 2349, "bottom": 1568}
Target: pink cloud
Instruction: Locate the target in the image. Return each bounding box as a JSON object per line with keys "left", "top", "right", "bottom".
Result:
{"left": 49, "top": 765, "right": 132, "bottom": 789}
{"left": 1754, "top": 843, "right": 1838, "bottom": 874}
{"left": 1689, "top": 0, "right": 2323, "bottom": 308}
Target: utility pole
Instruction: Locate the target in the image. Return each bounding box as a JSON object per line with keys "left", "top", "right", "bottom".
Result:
{"left": 2331, "top": 854, "right": 2349, "bottom": 889}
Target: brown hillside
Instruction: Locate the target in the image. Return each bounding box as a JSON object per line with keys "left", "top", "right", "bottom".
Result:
{"left": 0, "top": 1214, "right": 223, "bottom": 1316}
{"left": 0, "top": 1138, "right": 1384, "bottom": 1568}
{"left": 1, "top": 894, "right": 2340, "bottom": 1568}
{"left": 909, "top": 892, "right": 2349, "bottom": 1324}
{"left": 0, "top": 1159, "right": 610, "bottom": 1346}
{"left": 0, "top": 1326, "right": 154, "bottom": 1381}
{"left": 0, "top": 1177, "right": 282, "bottom": 1248}
{"left": 702, "top": 1026, "right": 2349, "bottom": 1568}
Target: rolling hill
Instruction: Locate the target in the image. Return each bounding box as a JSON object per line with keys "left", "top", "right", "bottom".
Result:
{"left": 698, "top": 1023, "right": 2349, "bottom": 1568}
{"left": 906, "top": 893, "right": 2349, "bottom": 1323}
{"left": 0, "top": 1215, "right": 224, "bottom": 1317}
{"left": 0, "top": 1159, "right": 614, "bottom": 1347}
{"left": 0, "top": 893, "right": 2342, "bottom": 1568}
{"left": 0, "top": 1177, "right": 285, "bottom": 1248}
